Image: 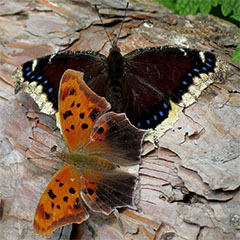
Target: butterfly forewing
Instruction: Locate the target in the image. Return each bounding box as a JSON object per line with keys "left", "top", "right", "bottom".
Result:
{"left": 58, "top": 69, "right": 110, "bottom": 151}
{"left": 14, "top": 42, "right": 226, "bottom": 130}
{"left": 14, "top": 51, "right": 108, "bottom": 115}
{"left": 123, "top": 47, "right": 224, "bottom": 128}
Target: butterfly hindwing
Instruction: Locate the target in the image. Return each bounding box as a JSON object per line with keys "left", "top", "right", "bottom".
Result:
{"left": 58, "top": 69, "right": 110, "bottom": 151}
{"left": 81, "top": 167, "right": 138, "bottom": 215}
{"left": 85, "top": 112, "right": 145, "bottom": 166}
{"left": 33, "top": 164, "right": 89, "bottom": 237}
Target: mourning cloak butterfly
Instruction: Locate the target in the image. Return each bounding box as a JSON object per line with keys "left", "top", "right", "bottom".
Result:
{"left": 13, "top": 28, "right": 226, "bottom": 130}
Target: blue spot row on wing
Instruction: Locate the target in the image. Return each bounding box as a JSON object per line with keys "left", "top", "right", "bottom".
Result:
{"left": 172, "top": 51, "right": 216, "bottom": 103}
{"left": 135, "top": 52, "right": 217, "bottom": 129}
{"left": 22, "top": 62, "right": 58, "bottom": 110}
{"left": 189, "top": 54, "right": 215, "bottom": 77}
{"left": 137, "top": 100, "right": 171, "bottom": 129}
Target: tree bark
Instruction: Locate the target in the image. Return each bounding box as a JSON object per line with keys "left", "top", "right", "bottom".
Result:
{"left": 0, "top": 0, "right": 240, "bottom": 239}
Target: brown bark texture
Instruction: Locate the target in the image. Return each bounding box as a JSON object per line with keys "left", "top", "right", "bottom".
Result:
{"left": 0, "top": 0, "right": 240, "bottom": 239}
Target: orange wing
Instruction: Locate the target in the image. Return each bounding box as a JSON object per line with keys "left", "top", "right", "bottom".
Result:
{"left": 33, "top": 164, "right": 89, "bottom": 237}
{"left": 58, "top": 69, "right": 110, "bottom": 152}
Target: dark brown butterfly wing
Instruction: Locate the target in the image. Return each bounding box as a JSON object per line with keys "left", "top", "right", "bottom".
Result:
{"left": 14, "top": 51, "right": 108, "bottom": 115}
{"left": 85, "top": 112, "right": 145, "bottom": 166}
{"left": 14, "top": 46, "right": 226, "bottom": 129}
{"left": 81, "top": 169, "right": 138, "bottom": 215}
{"left": 122, "top": 47, "right": 225, "bottom": 128}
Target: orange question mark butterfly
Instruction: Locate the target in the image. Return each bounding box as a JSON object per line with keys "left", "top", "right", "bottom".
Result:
{"left": 33, "top": 69, "right": 146, "bottom": 237}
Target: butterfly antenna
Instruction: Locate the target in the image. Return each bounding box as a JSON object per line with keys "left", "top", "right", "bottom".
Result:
{"left": 94, "top": 4, "right": 113, "bottom": 47}
{"left": 115, "top": 2, "right": 129, "bottom": 46}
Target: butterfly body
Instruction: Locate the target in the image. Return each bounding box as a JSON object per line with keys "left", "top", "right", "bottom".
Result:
{"left": 14, "top": 43, "right": 226, "bottom": 129}
{"left": 62, "top": 152, "right": 116, "bottom": 171}
{"left": 106, "top": 44, "right": 124, "bottom": 78}
{"left": 33, "top": 69, "right": 145, "bottom": 237}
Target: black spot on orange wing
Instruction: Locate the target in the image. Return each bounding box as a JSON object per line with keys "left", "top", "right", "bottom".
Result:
{"left": 63, "top": 110, "right": 73, "bottom": 120}
{"left": 77, "top": 103, "right": 81, "bottom": 108}
{"left": 56, "top": 205, "right": 60, "bottom": 209}
{"left": 87, "top": 188, "right": 94, "bottom": 195}
{"left": 79, "top": 112, "right": 85, "bottom": 119}
{"left": 71, "top": 124, "right": 75, "bottom": 130}
{"left": 51, "top": 202, "right": 54, "bottom": 208}
{"left": 69, "top": 187, "right": 76, "bottom": 194}
{"left": 45, "top": 212, "right": 50, "bottom": 219}
{"left": 55, "top": 179, "right": 60, "bottom": 182}
{"left": 63, "top": 196, "right": 68, "bottom": 202}
{"left": 81, "top": 123, "right": 88, "bottom": 130}
{"left": 97, "top": 127, "right": 104, "bottom": 134}
{"left": 90, "top": 108, "right": 100, "bottom": 121}
{"left": 59, "top": 182, "right": 64, "bottom": 187}
{"left": 66, "top": 128, "right": 70, "bottom": 132}
{"left": 69, "top": 88, "right": 76, "bottom": 95}
{"left": 48, "top": 189, "right": 56, "bottom": 199}
{"left": 71, "top": 101, "right": 75, "bottom": 108}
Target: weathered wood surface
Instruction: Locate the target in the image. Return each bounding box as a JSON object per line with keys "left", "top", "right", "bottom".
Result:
{"left": 0, "top": 0, "right": 240, "bottom": 239}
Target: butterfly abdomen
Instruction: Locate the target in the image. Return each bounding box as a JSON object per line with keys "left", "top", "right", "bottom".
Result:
{"left": 105, "top": 80, "right": 123, "bottom": 113}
